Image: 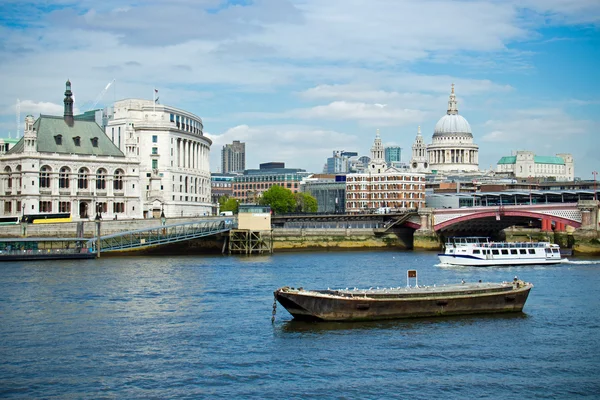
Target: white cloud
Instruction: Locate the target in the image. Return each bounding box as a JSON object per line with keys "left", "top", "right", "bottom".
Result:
{"left": 481, "top": 109, "right": 592, "bottom": 143}
{"left": 207, "top": 124, "right": 358, "bottom": 172}
{"left": 4, "top": 100, "right": 81, "bottom": 117}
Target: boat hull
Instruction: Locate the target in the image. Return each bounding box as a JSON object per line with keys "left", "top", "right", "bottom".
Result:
{"left": 0, "top": 251, "right": 96, "bottom": 261}
{"left": 274, "top": 283, "right": 532, "bottom": 322}
{"left": 438, "top": 254, "right": 562, "bottom": 267}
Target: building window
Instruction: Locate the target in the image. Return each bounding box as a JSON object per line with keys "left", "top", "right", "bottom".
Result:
{"left": 152, "top": 147, "right": 158, "bottom": 154}
{"left": 152, "top": 159, "right": 158, "bottom": 169}
{"left": 39, "top": 201, "right": 52, "bottom": 212}
{"left": 113, "top": 169, "right": 124, "bottom": 191}
{"left": 91, "top": 137, "right": 99, "bottom": 147}
{"left": 73, "top": 136, "right": 81, "bottom": 146}
{"left": 152, "top": 135, "right": 158, "bottom": 143}
{"left": 96, "top": 168, "right": 107, "bottom": 190}
{"left": 59, "top": 167, "right": 70, "bottom": 189}
{"left": 78, "top": 168, "right": 89, "bottom": 189}
{"left": 97, "top": 202, "right": 107, "bottom": 213}
{"left": 54, "top": 135, "right": 62, "bottom": 145}
{"left": 59, "top": 201, "right": 71, "bottom": 213}
{"left": 111, "top": 127, "right": 114, "bottom": 142}
{"left": 39, "top": 166, "right": 51, "bottom": 188}
{"left": 113, "top": 202, "right": 125, "bottom": 213}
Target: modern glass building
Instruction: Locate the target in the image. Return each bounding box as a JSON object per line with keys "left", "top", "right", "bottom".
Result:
{"left": 385, "top": 146, "right": 402, "bottom": 164}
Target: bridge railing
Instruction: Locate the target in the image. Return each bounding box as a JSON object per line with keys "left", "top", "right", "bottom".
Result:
{"left": 94, "top": 218, "right": 237, "bottom": 252}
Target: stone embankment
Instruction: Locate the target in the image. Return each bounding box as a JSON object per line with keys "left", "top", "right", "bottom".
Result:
{"left": 2, "top": 218, "right": 599, "bottom": 255}
{"left": 272, "top": 228, "right": 413, "bottom": 251}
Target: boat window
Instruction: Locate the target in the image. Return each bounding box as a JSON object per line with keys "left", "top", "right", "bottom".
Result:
{"left": 492, "top": 249, "right": 499, "bottom": 255}
{"left": 501, "top": 249, "right": 509, "bottom": 255}
{"left": 511, "top": 249, "right": 518, "bottom": 255}
{"left": 529, "top": 249, "right": 536, "bottom": 254}
{"left": 552, "top": 249, "right": 560, "bottom": 254}
{"left": 473, "top": 249, "right": 480, "bottom": 254}
{"left": 519, "top": 249, "right": 527, "bottom": 255}
{"left": 545, "top": 248, "right": 552, "bottom": 254}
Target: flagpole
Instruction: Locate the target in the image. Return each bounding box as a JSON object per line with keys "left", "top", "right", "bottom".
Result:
{"left": 153, "top": 88, "right": 156, "bottom": 113}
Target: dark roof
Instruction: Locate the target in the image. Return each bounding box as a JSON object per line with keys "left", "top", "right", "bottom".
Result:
{"left": 7, "top": 115, "right": 124, "bottom": 157}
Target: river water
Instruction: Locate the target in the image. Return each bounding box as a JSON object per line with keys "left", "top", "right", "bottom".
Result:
{"left": 1, "top": 251, "right": 599, "bottom": 399}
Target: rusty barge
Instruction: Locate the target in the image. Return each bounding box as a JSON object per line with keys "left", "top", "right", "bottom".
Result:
{"left": 274, "top": 277, "right": 533, "bottom": 322}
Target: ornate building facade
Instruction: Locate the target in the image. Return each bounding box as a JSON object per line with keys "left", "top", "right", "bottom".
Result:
{"left": 497, "top": 151, "right": 574, "bottom": 181}
{"left": 411, "top": 85, "right": 479, "bottom": 174}
{"left": 105, "top": 98, "right": 212, "bottom": 218}
{"left": 0, "top": 81, "right": 141, "bottom": 219}
{"left": 346, "top": 130, "right": 426, "bottom": 213}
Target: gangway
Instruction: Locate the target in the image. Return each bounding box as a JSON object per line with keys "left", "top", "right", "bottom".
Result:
{"left": 92, "top": 218, "right": 236, "bottom": 253}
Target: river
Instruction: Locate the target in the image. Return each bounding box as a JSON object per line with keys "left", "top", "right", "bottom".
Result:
{"left": 1, "top": 251, "right": 599, "bottom": 399}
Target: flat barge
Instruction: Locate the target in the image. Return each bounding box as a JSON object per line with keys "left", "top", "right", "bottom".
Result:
{"left": 274, "top": 278, "right": 532, "bottom": 322}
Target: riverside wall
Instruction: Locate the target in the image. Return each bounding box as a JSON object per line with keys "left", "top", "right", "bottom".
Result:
{"left": 272, "top": 228, "right": 413, "bottom": 251}
{"left": 2, "top": 218, "right": 599, "bottom": 255}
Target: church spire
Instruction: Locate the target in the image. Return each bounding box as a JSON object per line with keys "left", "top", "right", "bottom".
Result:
{"left": 447, "top": 83, "right": 458, "bottom": 115}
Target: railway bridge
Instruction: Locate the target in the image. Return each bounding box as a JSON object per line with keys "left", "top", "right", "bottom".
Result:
{"left": 272, "top": 200, "right": 599, "bottom": 238}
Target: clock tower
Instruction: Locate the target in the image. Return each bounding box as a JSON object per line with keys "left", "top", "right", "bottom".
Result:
{"left": 410, "top": 126, "right": 429, "bottom": 173}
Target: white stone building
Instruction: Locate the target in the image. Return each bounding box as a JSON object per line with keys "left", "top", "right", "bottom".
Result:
{"left": 0, "top": 81, "right": 141, "bottom": 220}
{"left": 497, "top": 151, "right": 575, "bottom": 181}
{"left": 105, "top": 99, "right": 212, "bottom": 218}
{"left": 410, "top": 85, "right": 479, "bottom": 174}
{"left": 409, "top": 126, "right": 429, "bottom": 173}
{"left": 346, "top": 130, "right": 426, "bottom": 213}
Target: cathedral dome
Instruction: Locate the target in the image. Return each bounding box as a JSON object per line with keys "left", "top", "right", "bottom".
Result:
{"left": 433, "top": 114, "right": 472, "bottom": 137}
{"left": 432, "top": 84, "right": 472, "bottom": 138}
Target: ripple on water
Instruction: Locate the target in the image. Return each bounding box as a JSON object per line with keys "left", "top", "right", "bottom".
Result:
{"left": 1, "top": 252, "right": 599, "bottom": 399}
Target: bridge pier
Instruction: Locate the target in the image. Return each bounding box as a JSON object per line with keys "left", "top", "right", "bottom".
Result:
{"left": 572, "top": 200, "right": 600, "bottom": 255}
{"left": 413, "top": 208, "right": 441, "bottom": 250}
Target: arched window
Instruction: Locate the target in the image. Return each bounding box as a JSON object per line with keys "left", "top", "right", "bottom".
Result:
{"left": 113, "top": 169, "right": 124, "bottom": 191}
{"left": 96, "top": 168, "right": 107, "bottom": 190}
{"left": 39, "top": 165, "right": 51, "bottom": 188}
{"left": 4, "top": 166, "right": 12, "bottom": 189}
{"left": 16, "top": 165, "right": 22, "bottom": 188}
{"left": 59, "top": 167, "right": 70, "bottom": 189}
{"left": 78, "top": 168, "right": 89, "bottom": 189}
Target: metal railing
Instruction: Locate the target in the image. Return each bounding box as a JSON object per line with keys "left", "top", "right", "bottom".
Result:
{"left": 94, "top": 218, "right": 237, "bottom": 253}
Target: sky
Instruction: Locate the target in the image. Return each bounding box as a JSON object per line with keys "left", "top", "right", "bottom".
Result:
{"left": 0, "top": 0, "right": 598, "bottom": 178}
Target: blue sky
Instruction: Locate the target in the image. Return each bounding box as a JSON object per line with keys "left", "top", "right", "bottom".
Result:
{"left": 0, "top": 0, "right": 598, "bottom": 177}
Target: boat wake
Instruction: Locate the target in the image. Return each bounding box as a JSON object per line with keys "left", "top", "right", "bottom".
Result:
{"left": 560, "top": 259, "right": 600, "bottom": 265}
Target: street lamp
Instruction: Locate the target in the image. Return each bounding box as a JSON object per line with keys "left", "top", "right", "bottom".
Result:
{"left": 95, "top": 202, "right": 102, "bottom": 220}
{"left": 160, "top": 204, "right": 166, "bottom": 226}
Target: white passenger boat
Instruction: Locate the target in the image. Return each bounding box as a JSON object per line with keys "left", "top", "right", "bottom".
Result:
{"left": 438, "top": 237, "right": 562, "bottom": 267}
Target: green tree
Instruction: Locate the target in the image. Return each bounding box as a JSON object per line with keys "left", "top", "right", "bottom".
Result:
{"left": 294, "top": 192, "right": 318, "bottom": 213}
{"left": 219, "top": 196, "right": 239, "bottom": 213}
{"left": 259, "top": 185, "right": 295, "bottom": 214}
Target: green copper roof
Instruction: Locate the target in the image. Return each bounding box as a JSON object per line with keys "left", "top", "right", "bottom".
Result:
{"left": 534, "top": 156, "right": 564, "bottom": 165}
{"left": 497, "top": 155, "right": 565, "bottom": 165}
{"left": 7, "top": 115, "right": 124, "bottom": 157}
{"left": 497, "top": 156, "right": 516, "bottom": 164}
